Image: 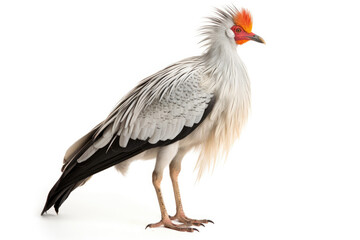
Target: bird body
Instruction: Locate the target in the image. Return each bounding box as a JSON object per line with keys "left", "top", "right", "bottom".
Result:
{"left": 42, "top": 7, "right": 264, "bottom": 232}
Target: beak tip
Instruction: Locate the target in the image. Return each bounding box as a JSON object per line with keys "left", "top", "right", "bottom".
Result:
{"left": 259, "top": 36, "right": 266, "bottom": 44}
{"left": 250, "top": 34, "right": 266, "bottom": 44}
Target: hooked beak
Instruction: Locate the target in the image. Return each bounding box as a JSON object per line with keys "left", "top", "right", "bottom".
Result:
{"left": 248, "top": 34, "right": 265, "bottom": 44}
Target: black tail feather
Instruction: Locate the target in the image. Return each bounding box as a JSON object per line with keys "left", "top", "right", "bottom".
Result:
{"left": 41, "top": 136, "right": 150, "bottom": 215}
{"left": 54, "top": 184, "right": 76, "bottom": 213}
{"left": 40, "top": 134, "right": 185, "bottom": 214}
{"left": 41, "top": 97, "right": 216, "bottom": 215}
{"left": 41, "top": 178, "right": 74, "bottom": 215}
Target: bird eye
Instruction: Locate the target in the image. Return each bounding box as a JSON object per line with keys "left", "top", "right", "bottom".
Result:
{"left": 236, "top": 28, "right": 241, "bottom": 33}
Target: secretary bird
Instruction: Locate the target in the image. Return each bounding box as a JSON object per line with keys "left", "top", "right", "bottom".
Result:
{"left": 41, "top": 6, "right": 265, "bottom": 232}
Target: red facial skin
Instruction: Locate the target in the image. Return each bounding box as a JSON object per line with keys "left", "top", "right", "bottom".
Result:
{"left": 230, "top": 25, "right": 257, "bottom": 45}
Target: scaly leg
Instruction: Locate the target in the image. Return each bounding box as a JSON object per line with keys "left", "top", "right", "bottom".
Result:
{"left": 145, "top": 144, "right": 198, "bottom": 232}
{"left": 169, "top": 151, "right": 214, "bottom": 226}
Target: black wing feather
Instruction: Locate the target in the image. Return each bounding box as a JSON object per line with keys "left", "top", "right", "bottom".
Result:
{"left": 41, "top": 97, "right": 216, "bottom": 215}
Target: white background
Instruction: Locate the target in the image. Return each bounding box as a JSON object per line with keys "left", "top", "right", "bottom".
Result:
{"left": 1, "top": 0, "right": 359, "bottom": 239}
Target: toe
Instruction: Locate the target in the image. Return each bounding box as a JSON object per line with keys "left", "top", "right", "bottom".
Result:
{"left": 146, "top": 218, "right": 199, "bottom": 232}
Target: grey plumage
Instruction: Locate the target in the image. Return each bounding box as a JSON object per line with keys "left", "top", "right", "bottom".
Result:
{"left": 77, "top": 57, "right": 213, "bottom": 163}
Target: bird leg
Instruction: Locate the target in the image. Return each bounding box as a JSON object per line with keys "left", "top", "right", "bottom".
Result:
{"left": 169, "top": 159, "right": 214, "bottom": 226}
{"left": 146, "top": 171, "right": 198, "bottom": 232}
{"left": 146, "top": 144, "right": 198, "bottom": 232}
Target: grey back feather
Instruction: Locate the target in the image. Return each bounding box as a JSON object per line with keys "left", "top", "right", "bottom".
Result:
{"left": 77, "top": 57, "right": 213, "bottom": 163}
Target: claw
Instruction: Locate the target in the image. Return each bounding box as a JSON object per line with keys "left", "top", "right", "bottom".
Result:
{"left": 170, "top": 213, "right": 214, "bottom": 227}
{"left": 189, "top": 222, "right": 205, "bottom": 227}
{"left": 146, "top": 218, "right": 199, "bottom": 232}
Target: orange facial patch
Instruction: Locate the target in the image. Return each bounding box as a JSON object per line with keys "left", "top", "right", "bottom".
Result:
{"left": 233, "top": 9, "right": 253, "bottom": 33}
{"left": 236, "top": 39, "right": 249, "bottom": 45}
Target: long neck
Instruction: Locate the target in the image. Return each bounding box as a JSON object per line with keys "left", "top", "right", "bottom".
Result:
{"left": 201, "top": 36, "right": 251, "bottom": 101}
{"left": 195, "top": 33, "right": 252, "bottom": 180}
{"left": 202, "top": 35, "right": 238, "bottom": 75}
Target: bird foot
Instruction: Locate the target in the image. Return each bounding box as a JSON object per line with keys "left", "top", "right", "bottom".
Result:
{"left": 169, "top": 213, "right": 214, "bottom": 227}
{"left": 145, "top": 217, "right": 199, "bottom": 232}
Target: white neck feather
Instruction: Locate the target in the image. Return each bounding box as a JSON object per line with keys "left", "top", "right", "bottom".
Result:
{"left": 195, "top": 10, "right": 251, "bottom": 178}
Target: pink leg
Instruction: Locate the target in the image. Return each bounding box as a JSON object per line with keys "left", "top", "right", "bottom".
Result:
{"left": 169, "top": 160, "right": 214, "bottom": 227}
{"left": 145, "top": 171, "right": 198, "bottom": 232}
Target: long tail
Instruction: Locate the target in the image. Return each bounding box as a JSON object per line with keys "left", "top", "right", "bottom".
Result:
{"left": 41, "top": 177, "right": 79, "bottom": 215}
{"left": 41, "top": 135, "right": 153, "bottom": 215}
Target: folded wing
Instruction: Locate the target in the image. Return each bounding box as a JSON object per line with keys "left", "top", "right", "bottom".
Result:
{"left": 41, "top": 57, "right": 215, "bottom": 214}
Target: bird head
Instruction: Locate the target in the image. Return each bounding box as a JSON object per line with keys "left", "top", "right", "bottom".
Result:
{"left": 229, "top": 9, "right": 265, "bottom": 45}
